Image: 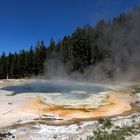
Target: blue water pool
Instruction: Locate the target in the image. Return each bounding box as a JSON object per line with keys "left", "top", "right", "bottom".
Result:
{"left": 1, "top": 80, "right": 108, "bottom": 100}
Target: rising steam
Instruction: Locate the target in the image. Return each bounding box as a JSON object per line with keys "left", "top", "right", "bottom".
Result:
{"left": 43, "top": 7, "right": 140, "bottom": 82}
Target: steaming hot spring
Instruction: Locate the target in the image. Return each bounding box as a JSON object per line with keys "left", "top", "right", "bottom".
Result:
{"left": 2, "top": 80, "right": 109, "bottom": 108}
{"left": 0, "top": 79, "right": 135, "bottom": 139}
{"left": 0, "top": 80, "right": 133, "bottom": 122}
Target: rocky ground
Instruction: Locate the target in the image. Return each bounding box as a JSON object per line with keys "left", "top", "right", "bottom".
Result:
{"left": 0, "top": 110, "right": 140, "bottom": 140}
{"left": 0, "top": 79, "right": 139, "bottom": 140}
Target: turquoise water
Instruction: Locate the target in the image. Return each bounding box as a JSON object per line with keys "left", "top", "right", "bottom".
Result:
{"left": 1, "top": 80, "right": 108, "bottom": 100}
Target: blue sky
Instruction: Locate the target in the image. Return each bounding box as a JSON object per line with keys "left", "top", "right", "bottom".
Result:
{"left": 0, "top": 0, "right": 140, "bottom": 54}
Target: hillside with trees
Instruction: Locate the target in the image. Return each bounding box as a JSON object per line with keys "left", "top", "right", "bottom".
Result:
{"left": 0, "top": 6, "right": 140, "bottom": 80}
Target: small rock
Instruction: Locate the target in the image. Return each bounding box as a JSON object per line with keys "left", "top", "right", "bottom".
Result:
{"left": 78, "top": 126, "right": 82, "bottom": 129}
{"left": 135, "top": 100, "right": 140, "bottom": 104}
{"left": 53, "top": 134, "right": 57, "bottom": 139}
{"left": 12, "top": 135, "right": 15, "bottom": 138}
{"left": 55, "top": 117, "right": 63, "bottom": 120}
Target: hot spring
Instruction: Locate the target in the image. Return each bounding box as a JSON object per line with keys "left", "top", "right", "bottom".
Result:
{"left": 1, "top": 80, "right": 110, "bottom": 108}
{"left": 0, "top": 79, "right": 133, "bottom": 139}
{"left": 1, "top": 80, "right": 108, "bottom": 99}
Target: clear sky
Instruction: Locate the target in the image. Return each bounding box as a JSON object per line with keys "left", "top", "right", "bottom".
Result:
{"left": 0, "top": 0, "right": 140, "bottom": 54}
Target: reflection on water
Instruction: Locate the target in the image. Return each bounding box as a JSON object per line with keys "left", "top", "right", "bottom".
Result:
{"left": 1, "top": 80, "right": 108, "bottom": 100}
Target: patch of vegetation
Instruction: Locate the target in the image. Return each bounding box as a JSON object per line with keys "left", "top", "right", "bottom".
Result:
{"left": 102, "top": 118, "right": 112, "bottom": 129}
{"left": 132, "top": 85, "right": 140, "bottom": 94}
{"left": 87, "top": 119, "right": 140, "bottom": 140}
{"left": 98, "top": 118, "right": 112, "bottom": 128}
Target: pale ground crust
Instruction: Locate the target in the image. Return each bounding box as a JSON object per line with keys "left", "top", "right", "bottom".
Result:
{"left": 0, "top": 79, "right": 134, "bottom": 128}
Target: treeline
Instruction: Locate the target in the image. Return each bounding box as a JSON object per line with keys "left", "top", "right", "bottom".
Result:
{"left": 0, "top": 6, "right": 140, "bottom": 80}
{"left": 0, "top": 40, "right": 55, "bottom": 79}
